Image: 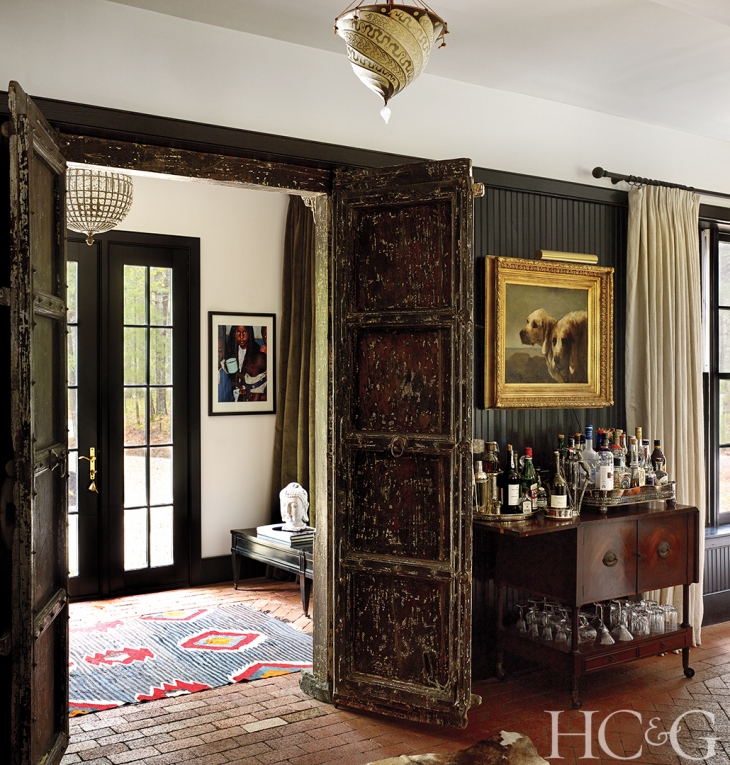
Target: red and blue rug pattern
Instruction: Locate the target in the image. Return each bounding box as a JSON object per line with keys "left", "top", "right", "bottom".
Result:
{"left": 69, "top": 602, "right": 312, "bottom": 716}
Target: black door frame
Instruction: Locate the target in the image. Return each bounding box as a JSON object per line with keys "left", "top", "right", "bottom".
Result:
{"left": 68, "top": 230, "right": 200, "bottom": 599}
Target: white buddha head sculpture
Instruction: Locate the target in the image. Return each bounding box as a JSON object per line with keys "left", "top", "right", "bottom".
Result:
{"left": 279, "top": 482, "right": 310, "bottom": 531}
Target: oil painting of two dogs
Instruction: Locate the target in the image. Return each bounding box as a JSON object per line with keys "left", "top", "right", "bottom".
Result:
{"left": 507, "top": 305, "right": 588, "bottom": 384}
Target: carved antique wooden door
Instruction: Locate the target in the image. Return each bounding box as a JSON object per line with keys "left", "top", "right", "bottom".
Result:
{"left": 3, "top": 81, "right": 69, "bottom": 765}
{"left": 332, "top": 159, "right": 475, "bottom": 727}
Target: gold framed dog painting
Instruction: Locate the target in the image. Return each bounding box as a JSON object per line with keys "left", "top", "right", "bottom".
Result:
{"left": 484, "top": 256, "right": 613, "bottom": 409}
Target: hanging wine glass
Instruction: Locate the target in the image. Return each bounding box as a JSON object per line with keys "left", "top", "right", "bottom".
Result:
{"left": 516, "top": 604, "right": 527, "bottom": 634}
{"left": 596, "top": 603, "right": 615, "bottom": 646}
{"left": 610, "top": 600, "right": 633, "bottom": 642}
{"left": 578, "top": 612, "right": 597, "bottom": 645}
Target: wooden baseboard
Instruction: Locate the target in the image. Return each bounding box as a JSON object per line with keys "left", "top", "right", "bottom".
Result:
{"left": 198, "top": 555, "right": 233, "bottom": 585}
{"left": 198, "top": 554, "right": 266, "bottom": 585}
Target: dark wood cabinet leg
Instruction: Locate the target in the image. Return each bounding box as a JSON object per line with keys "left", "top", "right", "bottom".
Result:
{"left": 683, "top": 647, "right": 695, "bottom": 678}
{"left": 496, "top": 583, "right": 506, "bottom": 679}
{"left": 681, "top": 584, "right": 694, "bottom": 678}
{"left": 571, "top": 675, "right": 582, "bottom": 709}
{"left": 301, "top": 576, "right": 312, "bottom": 617}
{"left": 232, "top": 551, "right": 241, "bottom": 590}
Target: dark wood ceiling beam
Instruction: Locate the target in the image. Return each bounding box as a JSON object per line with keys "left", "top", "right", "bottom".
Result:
{"left": 59, "top": 133, "right": 332, "bottom": 194}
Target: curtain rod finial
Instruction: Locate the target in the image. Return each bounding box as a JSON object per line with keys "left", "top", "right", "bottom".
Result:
{"left": 592, "top": 167, "right": 605, "bottom": 179}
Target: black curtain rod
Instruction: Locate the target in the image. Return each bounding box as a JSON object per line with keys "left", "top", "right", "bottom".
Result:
{"left": 592, "top": 166, "right": 730, "bottom": 201}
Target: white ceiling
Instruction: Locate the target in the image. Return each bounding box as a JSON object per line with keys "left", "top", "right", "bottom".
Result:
{"left": 109, "top": 0, "right": 730, "bottom": 143}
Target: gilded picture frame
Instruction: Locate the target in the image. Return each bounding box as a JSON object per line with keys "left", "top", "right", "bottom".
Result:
{"left": 484, "top": 256, "right": 614, "bottom": 409}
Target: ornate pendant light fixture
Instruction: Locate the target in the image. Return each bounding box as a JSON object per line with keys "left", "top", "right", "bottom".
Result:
{"left": 66, "top": 168, "right": 134, "bottom": 245}
{"left": 334, "top": 0, "right": 447, "bottom": 123}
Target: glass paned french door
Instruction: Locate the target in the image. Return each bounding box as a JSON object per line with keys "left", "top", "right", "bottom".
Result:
{"left": 66, "top": 231, "right": 197, "bottom": 597}
{"left": 122, "top": 265, "right": 175, "bottom": 571}
{"left": 67, "top": 260, "right": 79, "bottom": 579}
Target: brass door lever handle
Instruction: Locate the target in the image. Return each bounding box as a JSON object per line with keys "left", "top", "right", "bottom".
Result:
{"left": 79, "top": 447, "right": 98, "bottom": 493}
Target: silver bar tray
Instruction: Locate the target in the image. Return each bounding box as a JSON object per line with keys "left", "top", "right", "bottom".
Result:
{"left": 581, "top": 481, "right": 676, "bottom": 510}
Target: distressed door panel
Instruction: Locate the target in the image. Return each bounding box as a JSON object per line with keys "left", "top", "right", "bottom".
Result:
{"left": 333, "top": 159, "right": 474, "bottom": 727}
{"left": 348, "top": 571, "right": 450, "bottom": 687}
{"left": 349, "top": 450, "right": 449, "bottom": 560}
{"left": 29, "top": 155, "right": 57, "bottom": 296}
{"left": 31, "top": 625, "right": 58, "bottom": 762}
{"left": 355, "top": 199, "right": 453, "bottom": 311}
{"left": 31, "top": 315, "right": 62, "bottom": 448}
{"left": 356, "top": 328, "right": 451, "bottom": 434}
{"left": 7, "top": 81, "right": 69, "bottom": 765}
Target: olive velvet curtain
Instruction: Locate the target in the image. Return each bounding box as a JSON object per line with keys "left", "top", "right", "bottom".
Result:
{"left": 271, "top": 196, "right": 316, "bottom": 525}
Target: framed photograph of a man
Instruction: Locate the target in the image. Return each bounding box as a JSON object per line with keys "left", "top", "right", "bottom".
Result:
{"left": 484, "top": 256, "right": 613, "bottom": 408}
{"left": 209, "top": 312, "right": 276, "bottom": 415}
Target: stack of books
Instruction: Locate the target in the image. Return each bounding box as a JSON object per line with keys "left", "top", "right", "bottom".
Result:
{"left": 256, "top": 523, "right": 315, "bottom": 548}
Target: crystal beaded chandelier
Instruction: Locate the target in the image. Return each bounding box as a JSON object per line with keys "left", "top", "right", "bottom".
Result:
{"left": 334, "top": 1, "right": 448, "bottom": 123}
{"left": 66, "top": 168, "right": 134, "bottom": 245}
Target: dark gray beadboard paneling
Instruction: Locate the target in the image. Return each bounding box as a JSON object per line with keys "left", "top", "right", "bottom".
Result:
{"left": 704, "top": 539, "right": 730, "bottom": 595}
{"left": 473, "top": 176, "right": 628, "bottom": 473}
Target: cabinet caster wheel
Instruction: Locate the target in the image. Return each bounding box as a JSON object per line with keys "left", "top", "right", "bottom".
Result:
{"left": 684, "top": 667, "right": 695, "bottom": 679}
{"left": 496, "top": 666, "right": 507, "bottom": 681}
{"left": 572, "top": 698, "right": 582, "bottom": 710}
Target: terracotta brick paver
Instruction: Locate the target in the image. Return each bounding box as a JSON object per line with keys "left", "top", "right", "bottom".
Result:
{"left": 66, "top": 581, "right": 730, "bottom": 764}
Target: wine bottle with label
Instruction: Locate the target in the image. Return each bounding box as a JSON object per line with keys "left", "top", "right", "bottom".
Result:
{"left": 520, "top": 446, "right": 538, "bottom": 511}
{"left": 550, "top": 450, "right": 569, "bottom": 513}
{"left": 503, "top": 443, "right": 521, "bottom": 514}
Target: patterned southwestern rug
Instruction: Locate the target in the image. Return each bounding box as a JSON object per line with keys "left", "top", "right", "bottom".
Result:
{"left": 68, "top": 602, "right": 313, "bottom": 716}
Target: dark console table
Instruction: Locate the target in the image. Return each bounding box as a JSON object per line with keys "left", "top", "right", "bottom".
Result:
{"left": 476, "top": 502, "right": 699, "bottom": 709}
{"left": 230, "top": 528, "right": 314, "bottom": 617}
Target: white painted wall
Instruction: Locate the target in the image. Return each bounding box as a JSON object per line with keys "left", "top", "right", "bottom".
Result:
{"left": 3, "top": 0, "right": 730, "bottom": 205}
{"left": 119, "top": 174, "right": 288, "bottom": 557}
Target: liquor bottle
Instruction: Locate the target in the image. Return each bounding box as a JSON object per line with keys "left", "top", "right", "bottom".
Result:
{"left": 642, "top": 439, "right": 656, "bottom": 486}
{"left": 483, "top": 441, "right": 501, "bottom": 513}
{"left": 503, "top": 444, "right": 521, "bottom": 514}
{"left": 565, "top": 436, "right": 580, "bottom": 490}
{"left": 557, "top": 434, "right": 566, "bottom": 475}
{"left": 629, "top": 436, "right": 645, "bottom": 487}
{"left": 611, "top": 442, "right": 629, "bottom": 489}
{"left": 520, "top": 447, "right": 538, "bottom": 511}
{"left": 651, "top": 439, "right": 665, "bottom": 472}
{"left": 536, "top": 471, "right": 548, "bottom": 510}
{"left": 582, "top": 425, "right": 598, "bottom": 487}
{"left": 596, "top": 430, "right": 614, "bottom": 491}
{"left": 474, "top": 461, "right": 488, "bottom": 514}
{"left": 651, "top": 440, "right": 669, "bottom": 485}
{"left": 518, "top": 482, "right": 533, "bottom": 515}
{"left": 618, "top": 430, "right": 628, "bottom": 466}
{"left": 550, "top": 450, "right": 570, "bottom": 513}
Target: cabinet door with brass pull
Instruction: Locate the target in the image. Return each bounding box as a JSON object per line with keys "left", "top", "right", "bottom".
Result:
{"left": 637, "top": 513, "right": 689, "bottom": 593}
{"left": 580, "top": 521, "right": 636, "bottom": 604}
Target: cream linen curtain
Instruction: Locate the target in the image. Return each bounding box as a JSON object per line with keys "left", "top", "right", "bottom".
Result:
{"left": 625, "top": 185, "right": 705, "bottom": 643}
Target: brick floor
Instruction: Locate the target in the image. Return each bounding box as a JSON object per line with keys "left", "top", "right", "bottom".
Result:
{"left": 66, "top": 581, "right": 730, "bottom": 764}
